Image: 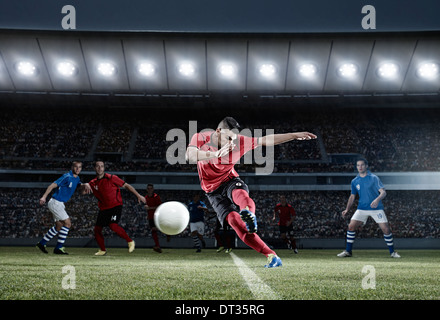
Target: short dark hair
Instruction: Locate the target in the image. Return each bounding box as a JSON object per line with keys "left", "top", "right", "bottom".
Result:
{"left": 218, "top": 117, "right": 241, "bottom": 130}
{"left": 356, "top": 157, "right": 368, "bottom": 166}
{"left": 147, "top": 184, "right": 154, "bottom": 188}
{"left": 94, "top": 160, "right": 105, "bottom": 167}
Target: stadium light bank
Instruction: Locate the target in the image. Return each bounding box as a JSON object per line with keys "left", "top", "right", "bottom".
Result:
{"left": 166, "top": 121, "right": 275, "bottom": 175}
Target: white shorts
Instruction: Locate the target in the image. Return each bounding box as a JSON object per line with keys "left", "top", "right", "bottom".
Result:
{"left": 48, "top": 198, "right": 69, "bottom": 222}
{"left": 351, "top": 209, "right": 388, "bottom": 224}
{"left": 190, "top": 221, "right": 205, "bottom": 235}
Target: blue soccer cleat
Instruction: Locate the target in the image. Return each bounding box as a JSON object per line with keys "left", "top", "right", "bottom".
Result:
{"left": 239, "top": 208, "right": 257, "bottom": 233}
{"left": 265, "top": 254, "right": 283, "bottom": 268}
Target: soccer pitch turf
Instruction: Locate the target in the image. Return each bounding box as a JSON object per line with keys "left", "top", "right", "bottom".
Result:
{"left": 1, "top": 247, "right": 439, "bottom": 301}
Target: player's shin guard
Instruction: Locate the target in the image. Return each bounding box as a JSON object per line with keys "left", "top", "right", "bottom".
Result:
{"left": 346, "top": 231, "right": 355, "bottom": 253}
{"left": 384, "top": 233, "right": 395, "bottom": 253}
{"left": 226, "top": 211, "right": 275, "bottom": 257}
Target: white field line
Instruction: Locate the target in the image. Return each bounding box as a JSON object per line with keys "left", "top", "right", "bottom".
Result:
{"left": 230, "top": 252, "right": 281, "bottom": 300}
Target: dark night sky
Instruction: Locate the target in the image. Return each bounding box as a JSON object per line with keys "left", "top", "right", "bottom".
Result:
{"left": 0, "top": 0, "right": 439, "bottom": 33}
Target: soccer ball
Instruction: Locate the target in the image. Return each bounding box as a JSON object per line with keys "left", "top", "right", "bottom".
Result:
{"left": 154, "top": 201, "right": 190, "bottom": 235}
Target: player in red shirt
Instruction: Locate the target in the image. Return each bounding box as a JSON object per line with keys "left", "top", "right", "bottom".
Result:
{"left": 273, "top": 195, "right": 298, "bottom": 253}
{"left": 144, "top": 183, "right": 164, "bottom": 253}
{"left": 186, "top": 117, "right": 316, "bottom": 268}
{"left": 84, "top": 161, "right": 146, "bottom": 256}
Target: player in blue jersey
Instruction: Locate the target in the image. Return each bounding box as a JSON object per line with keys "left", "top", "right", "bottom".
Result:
{"left": 188, "top": 193, "right": 208, "bottom": 252}
{"left": 36, "top": 161, "right": 85, "bottom": 254}
{"left": 338, "top": 158, "right": 400, "bottom": 258}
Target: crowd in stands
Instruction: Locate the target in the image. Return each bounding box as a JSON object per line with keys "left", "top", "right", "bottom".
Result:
{"left": 2, "top": 106, "right": 440, "bottom": 172}
{"left": 1, "top": 188, "right": 439, "bottom": 241}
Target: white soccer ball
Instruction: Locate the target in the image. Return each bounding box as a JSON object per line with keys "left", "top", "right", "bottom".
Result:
{"left": 154, "top": 201, "right": 190, "bottom": 235}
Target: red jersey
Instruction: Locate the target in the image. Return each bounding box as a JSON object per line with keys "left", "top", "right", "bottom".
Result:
{"left": 145, "top": 193, "right": 162, "bottom": 220}
{"left": 189, "top": 131, "right": 259, "bottom": 193}
{"left": 274, "top": 203, "right": 296, "bottom": 226}
{"left": 89, "top": 173, "right": 125, "bottom": 211}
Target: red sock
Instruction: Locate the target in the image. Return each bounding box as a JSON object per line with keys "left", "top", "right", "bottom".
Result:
{"left": 94, "top": 226, "right": 106, "bottom": 251}
{"left": 152, "top": 229, "right": 160, "bottom": 247}
{"left": 232, "top": 189, "right": 256, "bottom": 213}
{"left": 226, "top": 212, "right": 275, "bottom": 257}
{"left": 109, "top": 223, "right": 132, "bottom": 242}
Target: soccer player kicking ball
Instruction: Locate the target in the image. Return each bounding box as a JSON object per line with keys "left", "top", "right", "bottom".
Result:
{"left": 186, "top": 117, "right": 316, "bottom": 268}
{"left": 83, "top": 161, "right": 146, "bottom": 256}
{"left": 337, "top": 158, "right": 400, "bottom": 258}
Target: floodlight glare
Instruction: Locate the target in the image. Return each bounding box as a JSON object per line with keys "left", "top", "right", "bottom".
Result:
{"left": 299, "top": 63, "right": 318, "bottom": 78}
{"left": 16, "top": 61, "right": 37, "bottom": 76}
{"left": 416, "top": 62, "right": 439, "bottom": 80}
{"left": 338, "top": 63, "right": 358, "bottom": 79}
{"left": 178, "top": 62, "right": 196, "bottom": 77}
{"left": 97, "top": 62, "right": 117, "bottom": 77}
{"left": 218, "top": 62, "right": 237, "bottom": 79}
{"left": 56, "top": 61, "right": 77, "bottom": 77}
{"left": 259, "top": 63, "right": 277, "bottom": 79}
{"left": 138, "top": 62, "right": 156, "bottom": 77}
{"left": 377, "top": 62, "right": 399, "bottom": 79}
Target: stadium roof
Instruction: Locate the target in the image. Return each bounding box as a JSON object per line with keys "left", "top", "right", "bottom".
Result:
{"left": 1, "top": 29, "right": 439, "bottom": 104}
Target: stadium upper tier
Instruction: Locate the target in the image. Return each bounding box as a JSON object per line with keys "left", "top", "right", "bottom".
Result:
{"left": 1, "top": 106, "right": 440, "bottom": 172}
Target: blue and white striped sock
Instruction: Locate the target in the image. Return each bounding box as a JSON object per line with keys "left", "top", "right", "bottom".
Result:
{"left": 346, "top": 230, "right": 356, "bottom": 253}
{"left": 40, "top": 226, "right": 58, "bottom": 245}
{"left": 56, "top": 226, "right": 70, "bottom": 249}
{"left": 192, "top": 236, "right": 201, "bottom": 249}
{"left": 384, "top": 233, "right": 394, "bottom": 254}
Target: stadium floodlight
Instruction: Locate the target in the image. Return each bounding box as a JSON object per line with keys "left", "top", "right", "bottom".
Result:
{"left": 377, "top": 62, "right": 399, "bottom": 79}
{"left": 178, "top": 62, "right": 196, "bottom": 77}
{"left": 218, "top": 62, "right": 237, "bottom": 79}
{"left": 259, "top": 63, "right": 277, "bottom": 79}
{"left": 56, "top": 61, "right": 78, "bottom": 77}
{"left": 15, "top": 61, "right": 38, "bottom": 76}
{"left": 137, "top": 62, "right": 156, "bottom": 77}
{"left": 337, "top": 63, "right": 359, "bottom": 79}
{"left": 298, "top": 63, "right": 318, "bottom": 79}
{"left": 416, "top": 62, "right": 439, "bottom": 80}
{"left": 97, "top": 62, "right": 117, "bottom": 77}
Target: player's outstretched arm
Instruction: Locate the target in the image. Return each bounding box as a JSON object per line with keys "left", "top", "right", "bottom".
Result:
{"left": 258, "top": 132, "right": 317, "bottom": 147}
{"left": 123, "top": 183, "right": 146, "bottom": 204}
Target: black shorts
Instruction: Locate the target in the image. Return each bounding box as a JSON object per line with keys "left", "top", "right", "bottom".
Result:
{"left": 280, "top": 224, "right": 294, "bottom": 235}
{"left": 206, "top": 177, "right": 249, "bottom": 226}
{"left": 96, "top": 205, "right": 123, "bottom": 227}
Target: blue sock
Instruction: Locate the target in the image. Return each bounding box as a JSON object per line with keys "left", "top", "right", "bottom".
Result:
{"left": 56, "top": 226, "right": 70, "bottom": 249}
{"left": 40, "top": 226, "right": 58, "bottom": 245}
{"left": 384, "top": 233, "right": 394, "bottom": 254}
{"left": 346, "top": 231, "right": 355, "bottom": 253}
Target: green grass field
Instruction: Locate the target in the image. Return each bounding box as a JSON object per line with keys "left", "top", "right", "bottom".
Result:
{"left": 1, "top": 247, "right": 439, "bottom": 301}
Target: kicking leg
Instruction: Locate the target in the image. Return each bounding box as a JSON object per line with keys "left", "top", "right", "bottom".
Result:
{"left": 226, "top": 211, "right": 282, "bottom": 268}
{"left": 231, "top": 189, "right": 257, "bottom": 233}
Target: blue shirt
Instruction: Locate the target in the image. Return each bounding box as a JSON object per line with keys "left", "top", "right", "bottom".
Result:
{"left": 351, "top": 171, "right": 385, "bottom": 210}
{"left": 52, "top": 171, "right": 81, "bottom": 203}
{"left": 188, "top": 200, "right": 207, "bottom": 223}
